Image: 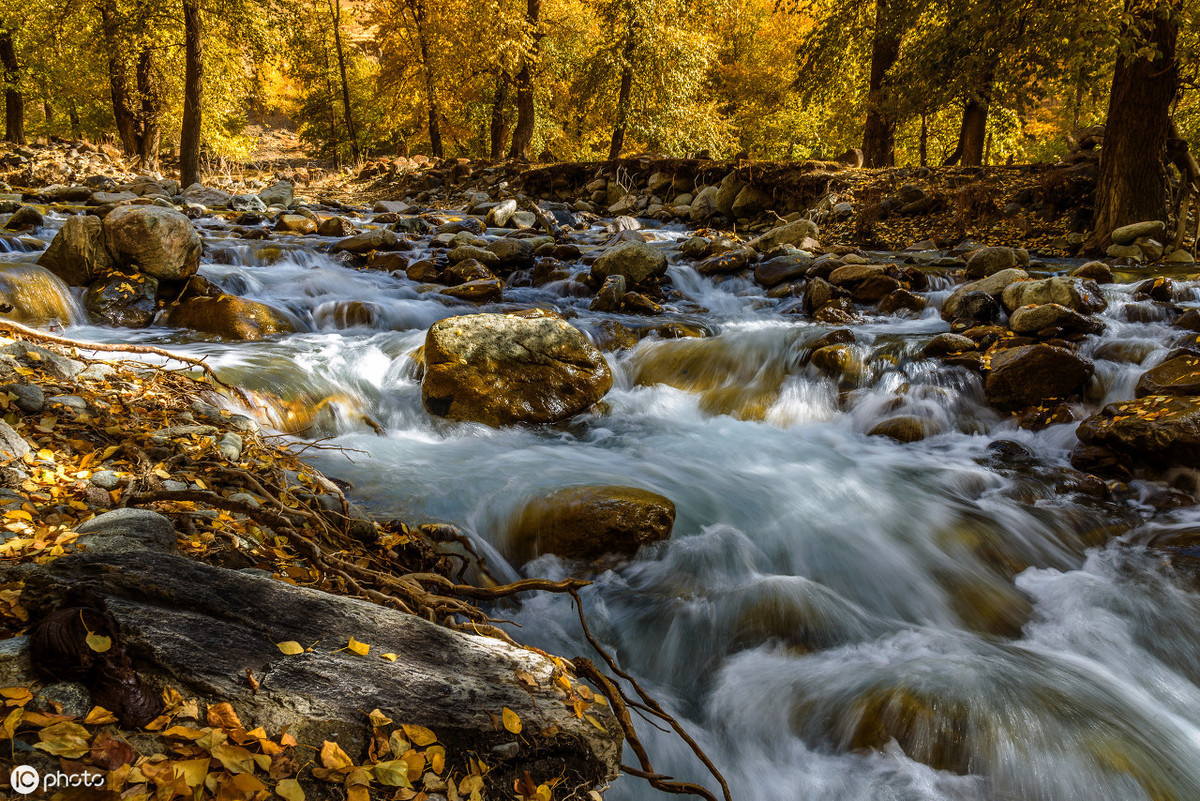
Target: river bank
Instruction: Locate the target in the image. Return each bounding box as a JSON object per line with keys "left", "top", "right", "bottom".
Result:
{"left": 4, "top": 140, "right": 1200, "bottom": 800}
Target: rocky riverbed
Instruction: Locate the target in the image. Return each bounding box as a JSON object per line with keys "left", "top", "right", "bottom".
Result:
{"left": 4, "top": 144, "right": 1200, "bottom": 800}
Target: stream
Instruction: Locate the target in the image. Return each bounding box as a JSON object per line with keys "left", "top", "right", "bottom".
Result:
{"left": 11, "top": 207, "right": 1200, "bottom": 801}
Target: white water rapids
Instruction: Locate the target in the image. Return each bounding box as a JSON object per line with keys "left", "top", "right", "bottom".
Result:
{"left": 11, "top": 209, "right": 1200, "bottom": 801}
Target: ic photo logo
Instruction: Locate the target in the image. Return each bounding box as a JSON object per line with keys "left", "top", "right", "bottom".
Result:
{"left": 8, "top": 765, "right": 105, "bottom": 794}
{"left": 9, "top": 765, "right": 38, "bottom": 795}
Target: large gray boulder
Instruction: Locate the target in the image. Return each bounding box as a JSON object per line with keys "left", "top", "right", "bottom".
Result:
{"left": 964, "top": 246, "right": 1029, "bottom": 279}
{"left": 36, "top": 214, "right": 114, "bottom": 286}
{"left": 422, "top": 312, "right": 612, "bottom": 427}
{"left": 257, "top": 180, "right": 295, "bottom": 207}
{"left": 181, "top": 183, "right": 233, "bottom": 209}
{"left": 590, "top": 241, "right": 667, "bottom": 285}
{"left": 17, "top": 549, "right": 622, "bottom": 795}
{"left": 1111, "top": 220, "right": 1165, "bottom": 246}
{"left": 103, "top": 206, "right": 202, "bottom": 281}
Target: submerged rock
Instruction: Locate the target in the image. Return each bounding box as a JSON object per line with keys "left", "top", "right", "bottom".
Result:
{"left": 0, "top": 264, "right": 80, "bottom": 326}
{"left": 421, "top": 312, "right": 612, "bottom": 426}
{"left": 507, "top": 485, "right": 676, "bottom": 563}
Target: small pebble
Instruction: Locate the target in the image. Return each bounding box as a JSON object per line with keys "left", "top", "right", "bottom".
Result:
{"left": 48, "top": 395, "right": 87, "bottom": 411}
{"left": 161, "top": 480, "right": 189, "bottom": 492}
{"left": 90, "top": 470, "right": 122, "bottom": 490}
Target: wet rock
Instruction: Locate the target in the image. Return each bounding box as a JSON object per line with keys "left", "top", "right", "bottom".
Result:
{"left": 589, "top": 275, "right": 627, "bottom": 312}
{"left": 421, "top": 312, "right": 612, "bottom": 427}
{"left": 103, "top": 206, "right": 202, "bottom": 281}
{"left": 36, "top": 214, "right": 114, "bottom": 286}
{"left": 444, "top": 258, "right": 498, "bottom": 285}
{"left": 922, "top": 333, "right": 976, "bottom": 358}
{"left": 485, "top": 198, "right": 518, "bottom": 227}
{"left": 1111, "top": 219, "right": 1165, "bottom": 246}
{"left": 1077, "top": 395, "right": 1200, "bottom": 467}
{"left": 165, "top": 294, "right": 296, "bottom": 341}
{"left": 696, "top": 249, "right": 754, "bottom": 276}
{"left": 985, "top": 344, "right": 1093, "bottom": 411}
{"left": 83, "top": 272, "right": 158, "bottom": 328}
{"left": 964, "top": 246, "right": 1028, "bottom": 279}
{"left": 1070, "top": 261, "right": 1113, "bottom": 283}
{"left": 275, "top": 214, "right": 317, "bottom": 234}
{"left": 591, "top": 240, "right": 667, "bottom": 285}
{"left": 754, "top": 255, "right": 811, "bottom": 287}
{"left": 879, "top": 289, "right": 927, "bottom": 315}
{"left": 1008, "top": 303, "right": 1103, "bottom": 337}
{"left": 4, "top": 205, "right": 43, "bottom": 231}
{"left": 21, "top": 550, "right": 621, "bottom": 791}
{"left": 406, "top": 259, "right": 444, "bottom": 282}
{"left": 439, "top": 278, "right": 504, "bottom": 303}
{"left": 1135, "top": 352, "right": 1200, "bottom": 398}
{"left": 868, "top": 416, "right": 933, "bottom": 443}
{"left": 316, "top": 216, "right": 355, "bottom": 237}
{"left": 1000, "top": 276, "right": 1106, "bottom": 315}
{"left": 0, "top": 264, "right": 79, "bottom": 326}
{"left": 507, "top": 485, "right": 675, "bottom": 563}
{"left": 230, "top": 194, "right": 267, "bottom": 213}
{"left": 313, "top": 300, "right": 378, "bottom": 328}
{"left": 1134, "top": 276, "right": 1175, "bottom": 302}
{"left": 746, "top": 218, "right": 819, "bottom": 252}
{"left": 949, "top": 291, "right": 1003, "bottom": 328}
{"left": 486, "top": 237, "right": 536, "bottom": 270}
{"left": 941, "top": 268, "right": 1028, "bottom": 321}
{"left": 621, "top": 291, "right": 662, "bottom": 315}
{"left": 1175, "top": 309, "right": 1200, "bottom": 332}
{"left": 332, "top": 228, "right": 405, "bottom": 254}
{"left": 365, "top": 252, "right": 409, "bottom": 273}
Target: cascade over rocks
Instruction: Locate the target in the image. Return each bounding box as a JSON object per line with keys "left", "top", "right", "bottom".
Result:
{"left": 421, "top": 312, "right": 612, "bottom": 427}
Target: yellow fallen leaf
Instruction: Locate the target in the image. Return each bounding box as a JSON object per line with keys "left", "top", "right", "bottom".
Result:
{"left": 380, "top": 652, "right": 397, "bottom": 662}
{"left": 347, "top": 637, "right": 369, "bottom": 656}
{"left": 369, "top": 708, "right": 393, "bottom": 728}
{"left": 428, "top": 744, "right": 446, "bottom": 774}
{"left": 584, "top": 714, "right": 607, "bottom": 733}
{"left": 502, "top": 707, "right": 522, "bottom": 734}
{"left": 276, "top": 778, "right": 306, "bottom": 801}
{"left": 374, "top": 758, "right": 411, "bottom": 787}
{"left": 85, "top": 632, "right": 112, "bottom": 653}
{"left": 84, "top": 706, "right": 118, "bottom": 725}
{"left": 276, "top": 640, "right": 305, "bottom": 655}
{"left": 401, "top": 723, "right": 437, "bottom": 746}
{"left": 210, "top": 742, "right": 255, "bottom": 774}
{"left": 207, "top": 702, "right": 243, "bottom": 729}
{"left": 320, "top": 739, "right": 353, "bottom": 771}
{"left": 34, "top": 720, "right": 90, "bottom": 758}
{"left": 173, "top": 758, "right": 210, "bottom": 788}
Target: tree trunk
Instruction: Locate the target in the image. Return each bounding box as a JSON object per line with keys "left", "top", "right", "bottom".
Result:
{"left": 329, "top": 0, "right": 359, "bottom": 163}
{"left": 135, "top": 49, "right": 161, "bottom": 168}
{"left": 608, "top": 32, "right": 636, "bottom": 161}
{"left": 861, "top": 0, "right": 900, "bottom": 168}
{"left": 959, "top": 95, "right": 989, "bottom": 167}
{"left": 508, "top": 0, "right": 540, "bottom": 160}
{"left": 180, "top": 0, "right": 204, "bottom": 188}
{"left": 1086, "top": 0, "right": 1181, "bottom": 251}
{"left": 68, "top": 100, "right": 81, "bottom": 140}
{"left": 490, "top": 74, "right": 508, "bottom": 160}
{"left": 919, "top": 113, "right": 928, "bottom": 167}
{"left": 99, "top": 3, "right": 138, "bottom": 155}
{"left": 0, "top": 27, "right": 24, "bottom": 145}
{"left": 410, "top": 0, "right": 442, "bottom": 159}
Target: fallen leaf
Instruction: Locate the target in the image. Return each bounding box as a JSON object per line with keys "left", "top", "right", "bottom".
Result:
{"left": 83, "top": 706, "right": 118, "bottom": 725}
{"left": 502, "top": 707, "right": 522, "bottom": 734}
{"left": 347, "top": 636, "right": 370, "bottom": 656}
{"left": 402, "top": 723, "right": 437, "bottom": 746}
{"left": 276, "top": 640, "right": 305, "bottom": 656}
{"left": 369, "top": 708, "right": 393, "bottom": 728}
{"left": 85, "top": 632, "right": 112, "bottom": 653}
{"left": 207, "top": 702, "right": 243, "bottom": 729}
{"left": 276, "top": 778, "right": 306, "bottom": 801}
{"left": 34, "top": 720, "right": 91, "bottom": 758}
{"left": 173, "top": 757, "right": 211, "bottom": 788}
{"left": 320, "top": 739, "right": 353, "bottom": 771}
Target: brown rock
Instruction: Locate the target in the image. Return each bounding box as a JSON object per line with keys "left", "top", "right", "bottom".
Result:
{"left": 507, "top": 486, "right": 675, "bottom": 563}
{"left": 984, "top": 344, "right": 1093, "bottom": 411}
{"left": 1135, "top": 352, "right": 1200, "bottom": 398}
{"left": 165, "top": 294, "right": 295, "bottom": 340}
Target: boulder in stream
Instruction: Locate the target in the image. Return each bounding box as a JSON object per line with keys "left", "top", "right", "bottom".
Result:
{"left": 984, "top": 344, "right": 1093, "bottom": 411}
{"left": 1077, "top": 395, "right": 1200, "bottom": 466}
{"left": 165, "top": 294, "right": 296, "bottom": 340}
{"left": 103, "top": 206, "right": 202, "bottom": 281}
{"left": 422, "top": 312, "right": 612, "bottom": 426}
{"left": 590, "top": 240, "right": 667, "bottom": 285}
{"left": 36, "top": 214, "right": 114, "bottom": 286}
{"left": 507, "top": 485, "right": 676, "bottom": 563}
{"left": 1136, "top": 352, "right": 1200, "bottom": 398}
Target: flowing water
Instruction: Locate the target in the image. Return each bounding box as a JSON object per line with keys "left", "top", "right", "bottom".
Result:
{"left": 12, "top": 208, "right": 1200, "bottom": 801}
